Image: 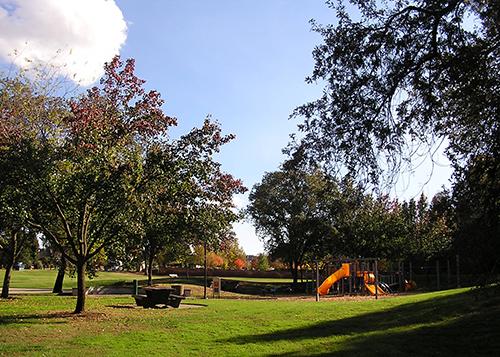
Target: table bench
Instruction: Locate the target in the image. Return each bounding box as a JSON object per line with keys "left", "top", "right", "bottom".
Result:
{"left": 133, "top": 287, "right": 185, "bottom": 308}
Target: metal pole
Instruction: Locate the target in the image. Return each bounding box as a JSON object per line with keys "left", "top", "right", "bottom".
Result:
{"left": 349, "top": 267, "right": 353, "bottom": 295}
{"left": 133, "top": 279, "right": 138, "bottom": 295}
{"left": 456, "top": 254, "right": 460, "bottom": 288}
{"left": 374, "top": 259, "right": 379, "bottom": 300}
{"left": 353, "top": 262, "right": 357, "bottom": 292}
{"left": 204, "top": 240, "right": 208, "bottom": 299}
{"left": 315, "top": 261, "right": 319, "bottom": 302}
{"left": 311, "top": 265, "right": 314, "bottom": 295}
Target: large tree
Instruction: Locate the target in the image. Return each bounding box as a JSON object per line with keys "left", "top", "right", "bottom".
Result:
{"left": 453, "top": 155, "right": 499, "bottom": 274}
{"left": 3, "top": 57, "right": 176, "bottom": 313}
{"left": 0, "top": 227, "right": 36, "bottom": 298}
{"left": 0, "top": 181, "right": 37, "bottom": 298}
{"left": 291, "top": 0, "right": 499, "bottom": 185}
{"left": 248, "top": 167, "right": 337, "bottom": 285}
{"left": 0, "top": 74, "right": 65, "bottom": 298}
{"left": 133, "top": 119, "right": 245, "bottom": 285}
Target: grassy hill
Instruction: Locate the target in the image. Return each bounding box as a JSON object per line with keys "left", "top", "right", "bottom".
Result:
{"left": 1, "top": 286, "right": 499, "bottom": 355}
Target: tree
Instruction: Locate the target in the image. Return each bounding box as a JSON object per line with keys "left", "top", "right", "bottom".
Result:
{"left": 425, "top": 192, "right": 454, "bottom": 259}
{"left": 0, "top": 179, "right": 24, "bottom": 299}
{"left": 206, "top": 252, "right": 225, "bottom": 268}
{"left": 256, "top": 254, "right": 270, "bottom": 271}
{"left": 218, "top": 234, "right": 247, "bottom": 269}
{"left": 177, "top": 120, "right": 247, "bottom": 297}
{"left": 395, "top": 192, "right": 454, "bottom": 263}
{"left": 291, "top": 0, "right": 499, "bottom": 186}
{"left": 4, "top": 57, "right": 176, "bottom": 313}
{"left": 453, "top": 155, "right": 499, "bottom": 274}
{"left": 233, "top": 258, "right": 246, "bottom": 270}
{"left": 248, "top": 167, "right": 336, "bottom": 285}
{"left": 0, "top": 74, "right": 63, "bottom": 298}
{"left": 0, "top": 228, "right": 36, "bottom": 298}
{"left": 132, "top": 144, "right": 189, "bottom": 285}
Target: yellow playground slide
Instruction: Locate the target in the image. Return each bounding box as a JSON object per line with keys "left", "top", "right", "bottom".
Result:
{"left": 317, "top": 263, "right": 350, "bottom": 295}
{"left": 364, "top": 282, "right": 387, "bottom": 296}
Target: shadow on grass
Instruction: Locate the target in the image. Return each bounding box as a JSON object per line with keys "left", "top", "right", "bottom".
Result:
{"left": 0, "top": 311, "right": 74, "bottom": 326}
{"left": 221, "top": 288, "right": 500, "bottom": 356}
{"left": 0, "top": 300, "right": 113, "bottom": 326}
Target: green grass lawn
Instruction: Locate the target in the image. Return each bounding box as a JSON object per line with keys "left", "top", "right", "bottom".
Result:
{"left": 1, "top": 286, "right": 499, "bottom": 356}
{"left": 0, "top": 269, "right": 146, "bottom": 289}
{"left": 0, "top": 269, "right": 294, "bottom": 289}
{"left": 0, "top": 269, "right": 292, "bottom": 298}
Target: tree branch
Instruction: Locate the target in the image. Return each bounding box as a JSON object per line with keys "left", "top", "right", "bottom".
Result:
{"left": 27, "top": 220, "right": 77, "bottom": 264}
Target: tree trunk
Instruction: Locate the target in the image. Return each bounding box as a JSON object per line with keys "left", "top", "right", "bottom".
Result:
{"left": 53, "top": 257, "right": 66, "bottom": 294}
{"left": 1, "top": 230, "right": 19, "bottom": 299}
{"left": 290, "top": 262, "right": 299, "bottom": 288}
{"left": 74, "top": 261, "right": 86, "bottom": 314}
{"left": 204, "top": 240, "right": 208, "bottom": 299}
{"left": 147, "top": 255, "right": 154, "bottom": 286}
{"left": 1, "top": 263, "right": 13, "bottom": 299}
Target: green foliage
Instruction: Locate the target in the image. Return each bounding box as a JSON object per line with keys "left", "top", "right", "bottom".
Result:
{"left": 126, "top": 119, "right": 246, "bottom": 283}
{"left": 218, "top": 232, "right": 247, "bottom": 269}
{"left": 453, "top": 155, "right": 499, "bottom": 274}
{"left": 248, "top": 167, "right": 337, "bottom": 283}
{"left": 0, "top": 57, "right": 246, "bottom": 310}
{"left": 249, "top": 162, "right": 454, "bottom": 272}
{"left": 291, "top": 0, "right": 500, "bottom": 185}
{"left": 256, "top": 254, "right": 270, "bottom": 271}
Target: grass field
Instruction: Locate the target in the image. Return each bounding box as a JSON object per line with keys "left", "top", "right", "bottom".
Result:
{"left": 0, "top": 269, "right": 145, "bottom": 289}
{"left": 0, "top": 269, "right": 290, "bottom": 298}
{"left": 0, "top": 269, "right": 295, "bottom": 289}
{"left": 1, "top": 286, "right": 499, "bottom": 356}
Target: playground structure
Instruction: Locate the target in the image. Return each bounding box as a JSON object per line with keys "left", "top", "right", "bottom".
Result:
{"left": 317, "top": 258, "right": 410, "bottom": 299}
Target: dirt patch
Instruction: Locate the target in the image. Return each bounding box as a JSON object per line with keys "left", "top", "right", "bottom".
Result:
{"left": 69, "top": 311, "right": 109, "bottom": 321}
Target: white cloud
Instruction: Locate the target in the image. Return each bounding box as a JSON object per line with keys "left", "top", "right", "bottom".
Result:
{"left": 0, "top": 0, "right": 127, "bottom": 85}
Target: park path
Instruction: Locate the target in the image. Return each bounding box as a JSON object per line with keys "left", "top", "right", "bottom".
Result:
{"left": 9, "top": 288, "right": 54, "bottom": 294}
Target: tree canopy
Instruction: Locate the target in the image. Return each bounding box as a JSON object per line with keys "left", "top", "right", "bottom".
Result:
{"left": 248, "top": 166, "right": 341, "bottom": 284}
{"left": 248, "top": 164, "right": 455, "bottom": 280}
{"left": 0, "top": 57, "right": 245, "bottom": 311}
{"left": 291, "top": 0, "right": 499, "bottom": 185}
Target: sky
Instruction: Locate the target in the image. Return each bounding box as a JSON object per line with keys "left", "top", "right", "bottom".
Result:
{"left": 0, "top": 0, "right": 453, "bottom": 255}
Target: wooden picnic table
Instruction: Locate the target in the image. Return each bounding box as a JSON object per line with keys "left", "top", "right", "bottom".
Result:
{"left": 133, "top": 286, "right": 185, "bottom": 308}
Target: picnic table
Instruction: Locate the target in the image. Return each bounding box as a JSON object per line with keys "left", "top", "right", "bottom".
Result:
{"left": 133, "top": 286, "right": 185, "bottom": 308}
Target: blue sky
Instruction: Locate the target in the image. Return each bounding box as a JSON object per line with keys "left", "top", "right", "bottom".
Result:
{"left": 115, "top": 1, "right": 332, "bottom": 175}
{"left": 114, "top": 1, "right": 452, "bottom": 254}
{"left": 0, "top": 0, "right": 452, "bottom": 254}
{"left": 114, "top": 1, "right": 341, "bottom": 254}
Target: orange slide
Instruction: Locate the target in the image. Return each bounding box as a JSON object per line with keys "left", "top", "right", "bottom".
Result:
{"left": 317, "top": 263, "right": 350, "bottom": 295}
{"left": 363, "top": 271, "right": 387, "bottom": 295}
{"left": 364, "top": 283, "right": 387, "bottom": 296}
